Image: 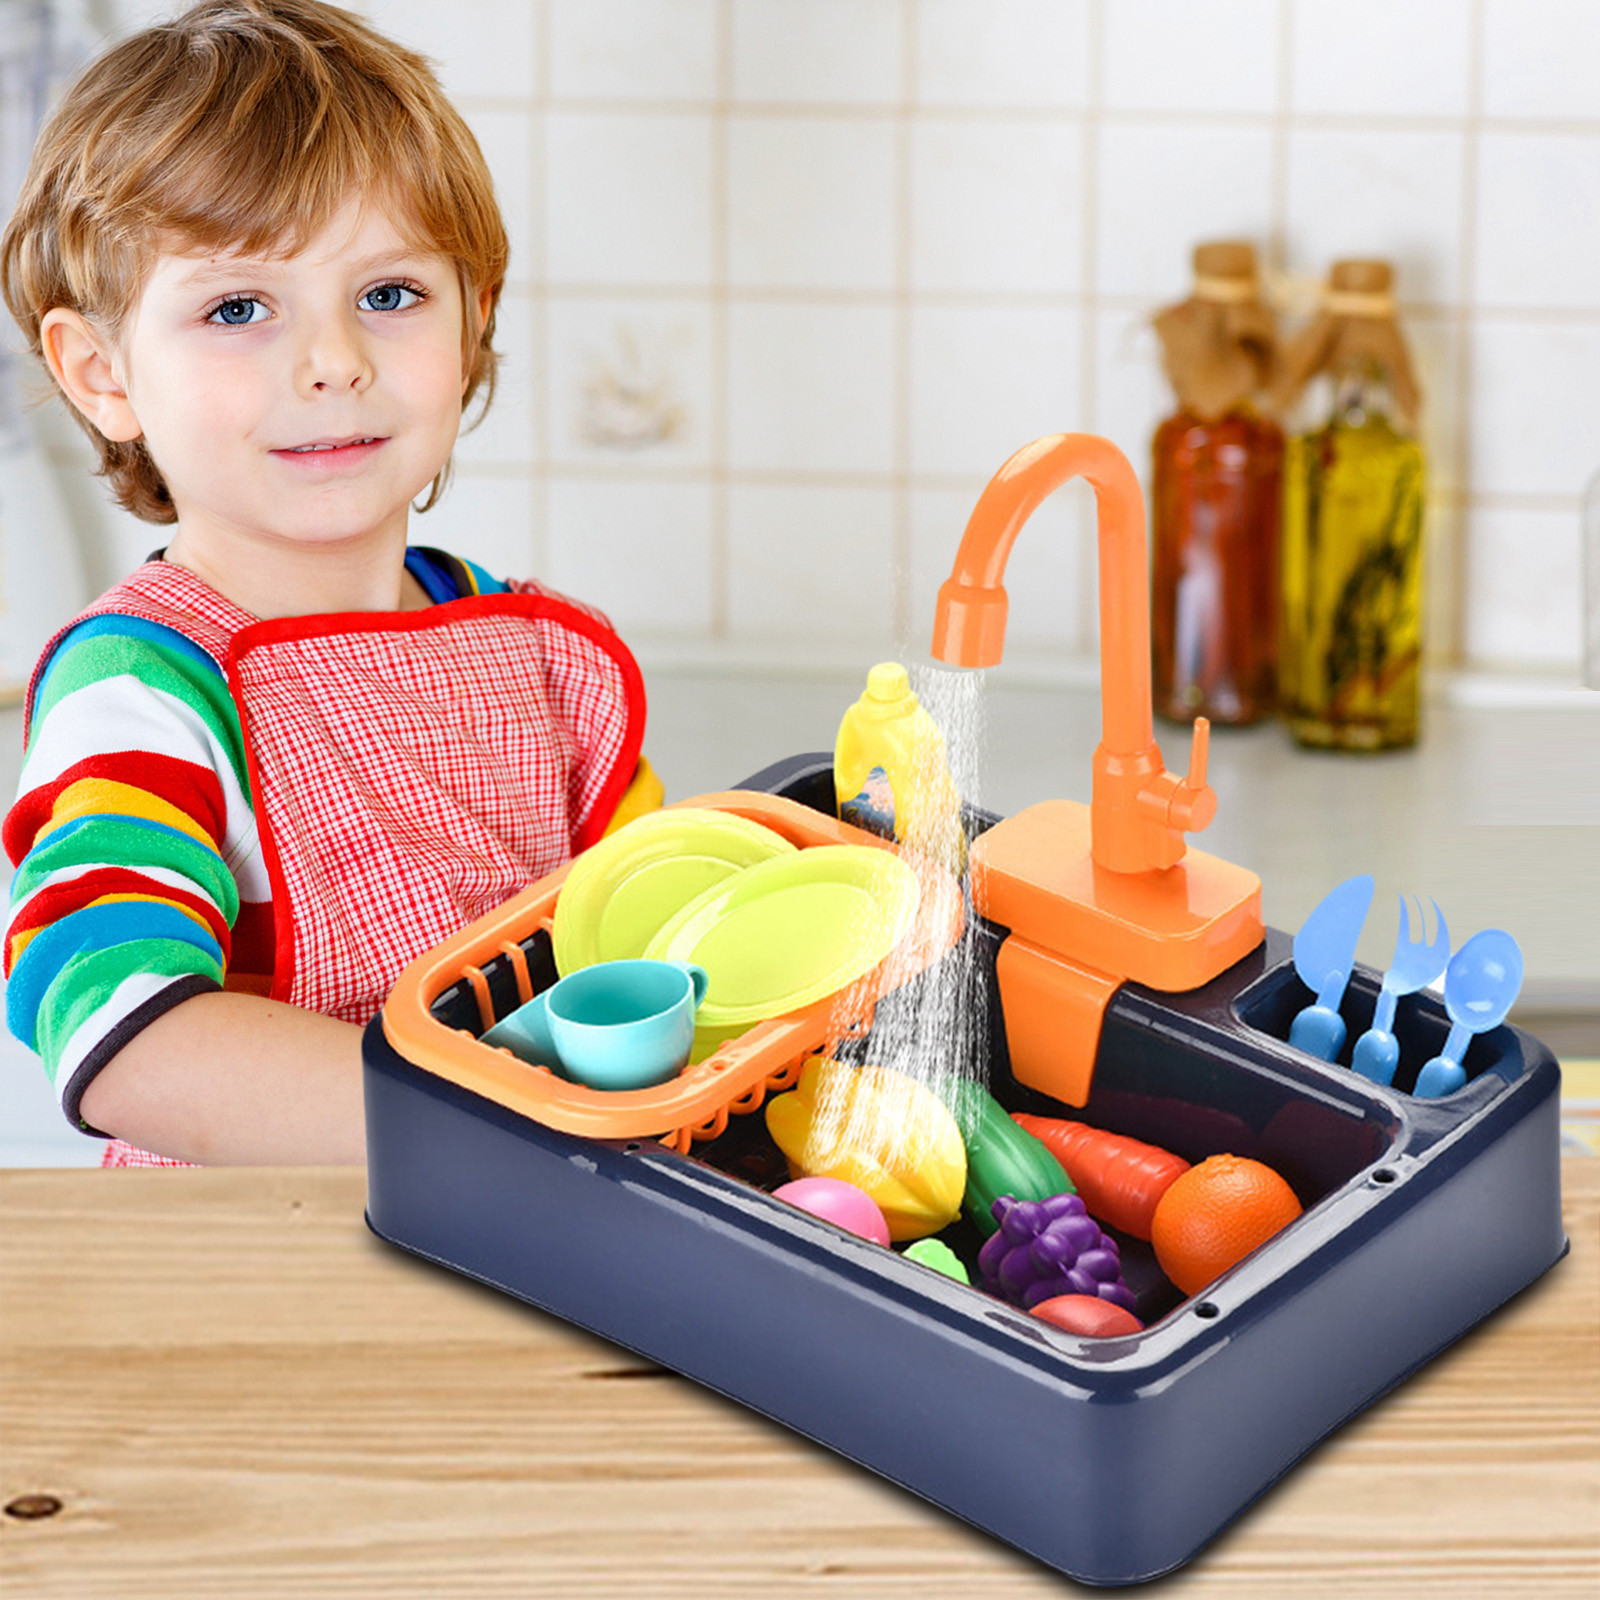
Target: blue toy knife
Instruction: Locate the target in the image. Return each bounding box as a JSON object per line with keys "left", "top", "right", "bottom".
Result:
{"left": 1288, "top": 873, "right": 1375, "bottom": 1061}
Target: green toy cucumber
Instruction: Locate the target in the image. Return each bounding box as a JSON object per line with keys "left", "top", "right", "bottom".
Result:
{"left": 961, "top": 1088, "right": 1074, "bottom": 1235}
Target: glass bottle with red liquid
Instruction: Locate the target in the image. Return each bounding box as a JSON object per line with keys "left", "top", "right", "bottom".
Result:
{"left": 1149, "top": 242, "right": 1283, "bottom": 725}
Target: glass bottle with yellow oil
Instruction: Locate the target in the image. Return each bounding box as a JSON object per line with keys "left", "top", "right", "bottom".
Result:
{"left": 1276, "top": 260, "right": 1425, "bottom": 750}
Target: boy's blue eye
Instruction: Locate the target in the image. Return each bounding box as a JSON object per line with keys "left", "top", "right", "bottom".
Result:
{"left": 209, "top": 297, "right": 266, "bottom": 325}
{"left": 360, "top": 283, "right": 423, "bottom": 313}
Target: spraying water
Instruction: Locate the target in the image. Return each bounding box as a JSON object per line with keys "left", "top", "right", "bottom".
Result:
{"left": 798, "top": 661, "right": 994, "bottom": 1192}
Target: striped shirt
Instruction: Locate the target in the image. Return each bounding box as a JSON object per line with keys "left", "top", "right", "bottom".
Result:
{"left": 4, "top": 547, "right": 510, "bottom": 1133}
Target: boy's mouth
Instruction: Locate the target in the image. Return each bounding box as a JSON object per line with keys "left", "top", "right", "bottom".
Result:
{"left": 273, "top": 435, "right": 387, "bottom": 463}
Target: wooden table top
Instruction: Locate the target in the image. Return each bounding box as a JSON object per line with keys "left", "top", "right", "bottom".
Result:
{"left": 2, "top": 1163, "right": 1596, "bottom": 1598}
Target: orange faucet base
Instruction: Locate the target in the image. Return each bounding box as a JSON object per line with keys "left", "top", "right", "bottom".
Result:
{"left": 973, "top": 798, "right": 1264, "bottom": 1107}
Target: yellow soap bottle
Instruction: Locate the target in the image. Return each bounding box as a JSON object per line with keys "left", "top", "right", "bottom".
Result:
{"left": 834, "top": 662, "right": 966, "bottom": 876}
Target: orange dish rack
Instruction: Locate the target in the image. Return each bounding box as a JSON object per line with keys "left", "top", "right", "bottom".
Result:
{"left": 381, "top": 790, "right": 965, "bottom": 1154}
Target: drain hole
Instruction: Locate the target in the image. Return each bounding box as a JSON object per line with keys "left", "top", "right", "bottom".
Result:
{"left": 1194, "top": 1302, "right": 1220, "bottom": 1320}
{"left": 1371, "top": 1167, "right": 1398, "bottom": 1185}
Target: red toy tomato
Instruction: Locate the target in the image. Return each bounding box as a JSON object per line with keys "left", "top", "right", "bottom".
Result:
{"left": 1029, "top": 1294, "right": 1143, "bottom": 1337}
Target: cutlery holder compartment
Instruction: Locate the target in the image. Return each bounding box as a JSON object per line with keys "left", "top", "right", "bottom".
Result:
{"left": 1234, "top": 958, "right": 1523, "bottom": 1095}
{"left": 364, "top": 753, "right": 1567, "bottom": 1586}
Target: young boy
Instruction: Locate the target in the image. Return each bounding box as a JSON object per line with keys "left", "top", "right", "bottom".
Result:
{"left": 1, "top": 0, "right": 656, "bottom": 1167}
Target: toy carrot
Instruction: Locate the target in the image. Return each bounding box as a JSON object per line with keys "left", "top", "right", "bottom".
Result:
{"left": 1012, "top": 1115, "right": 1190, "bottom": 1240}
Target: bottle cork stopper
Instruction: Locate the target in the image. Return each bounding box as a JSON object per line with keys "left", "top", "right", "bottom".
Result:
{"left": 1192, "top": 241, "right": 1258, "bottom": 282}
{"left": 1329, "top": 259, "right": 1394, "bottom": 295}
{"left": 1189, "top": 241, "right": 1262, "bottom": 308}
{"left": 1270, "top": 255, "right": 1418, "bottom": 421}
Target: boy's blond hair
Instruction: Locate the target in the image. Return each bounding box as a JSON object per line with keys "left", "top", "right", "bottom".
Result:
{"left": 1, "top": 0, "right": 509, "bottom": 523}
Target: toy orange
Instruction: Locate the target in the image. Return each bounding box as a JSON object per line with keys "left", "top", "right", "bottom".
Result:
{"left": 1150, "top": 1154, "right": 1302, "bottom": 1297}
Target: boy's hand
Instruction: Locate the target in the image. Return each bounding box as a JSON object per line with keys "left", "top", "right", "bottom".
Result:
{"left": 79, "top": 993, "right": 367, "bottom": 1166}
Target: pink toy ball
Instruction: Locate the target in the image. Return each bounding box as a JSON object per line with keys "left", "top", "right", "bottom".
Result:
{"left": 1029, "top": 1294, "right": 1144, "bottom": 1338}
{"left": 772, "top": 1177, "right": 891, "bottom": 1247}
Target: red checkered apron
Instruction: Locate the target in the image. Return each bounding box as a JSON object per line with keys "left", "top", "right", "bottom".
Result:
{"left": 28, "top": 562, "right": 645, "bottom": 1168}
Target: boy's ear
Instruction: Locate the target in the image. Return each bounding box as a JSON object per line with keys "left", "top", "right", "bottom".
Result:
{"left": 39, "top": 309, "right": 143, "bottom": 443}
{"left": 463, "top": 284, "right": 496, "bottom": 396}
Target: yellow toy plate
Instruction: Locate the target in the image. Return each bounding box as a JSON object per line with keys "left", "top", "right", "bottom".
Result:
{"left": 644, "top": 844, "right": 919, "bottom": 1026}
{"left": 553, "top": 807, "right": 795, "bottom": 975}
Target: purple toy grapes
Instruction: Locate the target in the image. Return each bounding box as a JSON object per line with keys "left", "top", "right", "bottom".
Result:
{"left": 977, "top": 1192, "right": 1137, "bottom": 1312}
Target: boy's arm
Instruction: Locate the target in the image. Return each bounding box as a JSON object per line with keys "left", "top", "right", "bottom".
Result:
{"left": 78, "top": 991, "right": 366, "bottom": 1165}
{"left": 4, "top": 620, "right": 306, "bottom": 1161}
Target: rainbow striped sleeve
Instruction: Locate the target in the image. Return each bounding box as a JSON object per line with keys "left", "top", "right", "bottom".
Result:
{"left": 4, "top": 617, "right": 273, "bottom": 1132}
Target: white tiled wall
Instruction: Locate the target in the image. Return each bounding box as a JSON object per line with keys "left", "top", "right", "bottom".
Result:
{"left": 28, "top": 0, "right": 1600, "bottom": 676}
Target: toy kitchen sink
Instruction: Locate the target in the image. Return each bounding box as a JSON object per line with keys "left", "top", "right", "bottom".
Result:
{"left": 363, "top": 435, "right": 1566, "bottom": 1587}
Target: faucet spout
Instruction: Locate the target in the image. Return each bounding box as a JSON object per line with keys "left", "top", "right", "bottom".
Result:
{"left": 930, "top": 432, "right": 1216, "bottom": 873}
{"left": 940, "top": 434, "right": 1263, "bottom": 1101}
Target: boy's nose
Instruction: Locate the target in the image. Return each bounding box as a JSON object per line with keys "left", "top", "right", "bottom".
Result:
{"left": 297, "top": 318, "right": 373, "bottom": 394}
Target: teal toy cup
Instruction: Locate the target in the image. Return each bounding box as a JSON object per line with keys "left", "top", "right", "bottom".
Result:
{"left": 481, "top": 959, "right": 709, "bottom": 1090}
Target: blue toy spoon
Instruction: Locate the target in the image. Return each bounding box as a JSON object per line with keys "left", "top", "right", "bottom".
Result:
{"left": 1412, "top": 929, "right": 1523, "bottom": 1098}
{"left": 1350, "top": 896, "right": 1449, "bottom": 1086}
{"left": 1288, "top": 873, "right": 1375, "bottom": 1061}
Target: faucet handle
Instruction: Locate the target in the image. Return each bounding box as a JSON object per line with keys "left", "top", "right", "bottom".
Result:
{"left": 1173, "top": 717, "right": 1218, "bottom": 833}
{"left": 1188, "top": 716, "right": 1210, "bottom": 790}
{"left": 1129, "top": 715, "right": 1218, "bottom": 852}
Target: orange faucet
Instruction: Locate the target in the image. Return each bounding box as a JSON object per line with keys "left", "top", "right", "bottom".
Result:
{"left": 932, "top": 431, "right": 1215, "bottom": 873}
{"left": 930, "top": 432, "right": 1263, "bottom": 1108}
